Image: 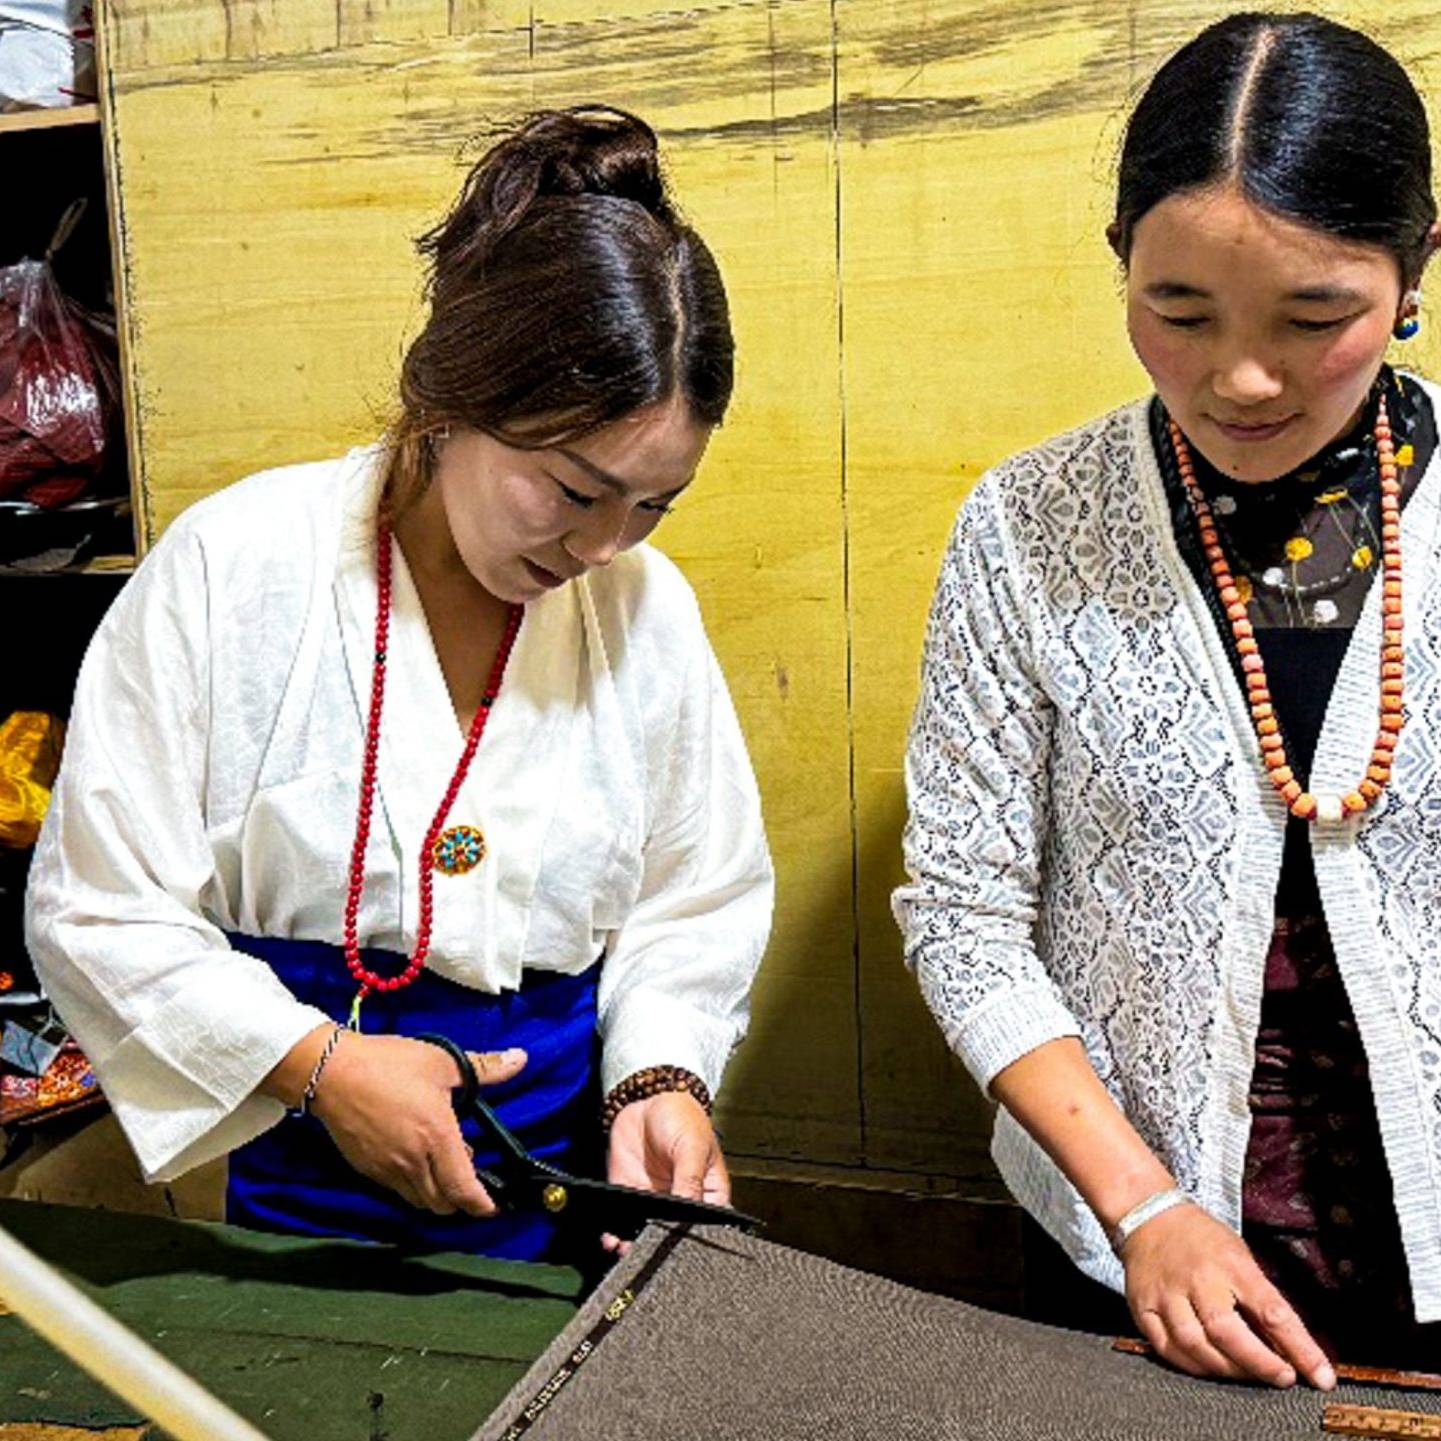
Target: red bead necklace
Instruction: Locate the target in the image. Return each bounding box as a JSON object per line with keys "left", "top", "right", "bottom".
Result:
{"left": 342, "top": 522, "right": 524, "bottom": 1025}
{"left": 1170, "top": 396, "right": 1404, "bottom": 825}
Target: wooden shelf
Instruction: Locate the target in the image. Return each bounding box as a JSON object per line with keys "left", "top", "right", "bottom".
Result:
{"left": 80, "top": 554, "right": 134, "bottom": 575}
{"left": 0, "top": 103, "right": 100, "bottom": 136}
{"left": 0, "top": 557, "right": 134, "bottom": 578}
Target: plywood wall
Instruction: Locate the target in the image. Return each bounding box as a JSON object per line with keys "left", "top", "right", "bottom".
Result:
{"left": 95, "top": 0, "right": 1441, "bottom": 1206}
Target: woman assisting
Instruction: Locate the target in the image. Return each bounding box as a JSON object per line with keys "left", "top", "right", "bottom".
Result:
{"left": 897, "top": 14, "right": 1441, "bottom": 1381}
{"left": 25, "top": 106, "right": 772, "bottom": 1261}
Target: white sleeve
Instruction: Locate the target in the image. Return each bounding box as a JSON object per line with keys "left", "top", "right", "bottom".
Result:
{"left": 25, "top": 525, "right": 330, "bottom": 1183}
{"left": 596, "top": 634, "right": 774, "bottom": 1098}
{"left": 892, "top": 478, "right": 1082, "bottom": 1091}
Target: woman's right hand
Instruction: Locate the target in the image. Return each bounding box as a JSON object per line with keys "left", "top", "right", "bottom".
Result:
{"left": 1122, "top": 1201, "right": 1335, "bottom": 1389}
{"left": 306, "top": 1031, "right": 527, "bottom": 1216}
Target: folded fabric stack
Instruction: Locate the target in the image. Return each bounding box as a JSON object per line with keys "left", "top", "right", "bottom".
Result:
{"left": 0, "top": 710, "right": 102, "bottom": 1153}
{"left": 0, "top": 1037, "right": 96, "bottom": 1128}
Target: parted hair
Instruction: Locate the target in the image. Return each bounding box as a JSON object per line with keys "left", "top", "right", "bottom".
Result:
{"left": 384, "top": 105, "right": 733, "bottom": 518}
{"left": 1114, "top": 14, "right": 1436, "bottom": 283}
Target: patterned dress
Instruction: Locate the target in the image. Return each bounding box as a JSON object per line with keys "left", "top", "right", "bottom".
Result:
{"left": 1155, "top": 368, "right": 1441, "bottom": 1364}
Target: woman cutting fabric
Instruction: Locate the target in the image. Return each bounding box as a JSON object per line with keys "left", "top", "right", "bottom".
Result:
{"left": 896, "top": 13, "right": 1441, "bottom": 1385}
{"left": 24, "top": 105, "right": 772, "bottom": 1264}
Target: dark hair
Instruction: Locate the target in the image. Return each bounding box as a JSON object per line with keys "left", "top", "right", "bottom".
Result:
{"left": 1114, "top": 14, "right": 1435, "bottom": 282}
{"left": 385, "top": 105, "right": 733, "bottom": 517}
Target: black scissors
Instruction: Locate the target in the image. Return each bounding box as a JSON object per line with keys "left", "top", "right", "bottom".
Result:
{"left": 417, "top": 1033, "right": 759, "bottom": 1240}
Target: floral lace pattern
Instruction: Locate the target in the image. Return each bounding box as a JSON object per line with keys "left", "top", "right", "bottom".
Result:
{"left": 899, "top": 404, "right": 1240, "bottom": 1183}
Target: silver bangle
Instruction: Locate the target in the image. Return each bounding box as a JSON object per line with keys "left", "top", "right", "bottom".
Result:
{"left": 292, "top": 1025, "right": 346, "bottom": 1117}
{"left": 1109, "top": 1186, "right": 1190, "bottom": 1255}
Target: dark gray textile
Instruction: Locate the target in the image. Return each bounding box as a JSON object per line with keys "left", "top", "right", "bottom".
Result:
{"left": 474, "top": 1224, "right": 1441, "bottom": 1440}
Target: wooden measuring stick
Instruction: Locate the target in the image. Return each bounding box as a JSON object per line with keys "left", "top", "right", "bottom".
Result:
{"left": 1322, "top": 1403, "right": 1441, "bottom": 1438}
{"left": 1113, "top": 1337, "right": 1441, "bottom": 1393}
{"left": 0, "top": 1221, "right": 271, "bottom": 1441}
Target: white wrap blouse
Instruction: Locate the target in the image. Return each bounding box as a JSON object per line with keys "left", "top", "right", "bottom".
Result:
{"left": 26, "top": 447, "right": 774, "bottom": 1183}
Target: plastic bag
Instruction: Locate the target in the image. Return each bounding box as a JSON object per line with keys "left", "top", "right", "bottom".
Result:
{"left": 0, "top": 2, "right": 94, "bottom": 110}
{"left": 0, "top": 200, "right": 119, "bottom": 508}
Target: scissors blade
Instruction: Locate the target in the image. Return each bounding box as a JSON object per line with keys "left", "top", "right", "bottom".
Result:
{"left": 512, "top": 1172, "right": 758, "bottom": 1238}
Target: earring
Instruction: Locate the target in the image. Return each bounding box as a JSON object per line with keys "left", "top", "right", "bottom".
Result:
{"left": 1395, "top": 292, "right": 1422, "bottom": 340}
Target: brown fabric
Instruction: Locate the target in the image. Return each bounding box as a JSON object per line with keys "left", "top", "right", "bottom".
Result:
{"left": 476, "top": 1226, "right": 1441, "bottom": 1441}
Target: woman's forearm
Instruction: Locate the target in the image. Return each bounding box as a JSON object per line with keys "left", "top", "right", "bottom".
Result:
{"left": 989, "top": 1035, "right": 1177, "bottom": 1235}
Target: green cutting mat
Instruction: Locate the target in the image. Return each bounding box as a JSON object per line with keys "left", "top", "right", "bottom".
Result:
{"left": 0, "top": 1199, "right": 585, "bottom": 1441}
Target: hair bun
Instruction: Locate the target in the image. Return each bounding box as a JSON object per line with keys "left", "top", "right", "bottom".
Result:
{"left": 423, "top": 106, "right": 675, "bottom": 282}
{"left": 513, "top": 105, "right": 671, "bottom": 219}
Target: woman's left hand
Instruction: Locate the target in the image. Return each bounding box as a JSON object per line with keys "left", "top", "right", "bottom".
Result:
{"left": 602, "top": 1091, "right": 729, "bottom": 1253}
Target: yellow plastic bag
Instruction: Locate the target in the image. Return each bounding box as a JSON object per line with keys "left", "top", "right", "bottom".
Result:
{"left": 0, "top": 710, "right": 64, "bottom": 848}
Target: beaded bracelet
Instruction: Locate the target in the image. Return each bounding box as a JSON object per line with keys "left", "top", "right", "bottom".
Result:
{"left": 291, "top": 1024, "right": 346, "bottom": 1117}
{"left": 601, "top": 1064, "right": 712, "bottom": 1131}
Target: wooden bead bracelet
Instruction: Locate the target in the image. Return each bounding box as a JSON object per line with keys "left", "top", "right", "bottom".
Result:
{"left": 601, "top": 1065, "right": 712, "bottom": 1131}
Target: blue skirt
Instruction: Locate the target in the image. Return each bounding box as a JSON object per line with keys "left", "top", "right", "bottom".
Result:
{"left": 226, "top": 934, "right": 602, "bottom": 1262}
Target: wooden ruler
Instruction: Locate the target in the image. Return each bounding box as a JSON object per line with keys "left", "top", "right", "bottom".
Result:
{"left": 1112, "top": 1338, "right": 1441, "bottom": 1393}
{"left": 1323, "top": 1403, "right": 1441, "bottom": 1438}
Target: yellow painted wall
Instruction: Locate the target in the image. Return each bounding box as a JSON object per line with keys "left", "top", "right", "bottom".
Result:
{"left": 95, "top": 0, "right": 1441, "bottom": 1200}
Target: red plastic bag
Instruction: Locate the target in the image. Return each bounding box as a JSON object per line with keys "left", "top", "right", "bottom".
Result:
{"left": 0, "top": 200, "right": 118, "bottom": 508}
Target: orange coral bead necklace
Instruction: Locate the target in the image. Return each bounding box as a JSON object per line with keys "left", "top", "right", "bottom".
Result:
{"left": 1169, "top": 396, "right": 1404, "bottom": 824}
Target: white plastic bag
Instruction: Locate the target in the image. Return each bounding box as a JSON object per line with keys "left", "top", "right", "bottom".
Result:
{"left": 0, "top": 2, "right": 94, "bottom": 110}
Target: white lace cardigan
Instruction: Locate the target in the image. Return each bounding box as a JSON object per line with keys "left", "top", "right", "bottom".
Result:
{"left": 894, "top": 384, "right": 1441, "bottom": 1319}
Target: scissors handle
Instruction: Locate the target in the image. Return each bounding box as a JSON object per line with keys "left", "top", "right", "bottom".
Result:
{"left": 415, "top": 1032, "right": 535, "bottom": 1186}
{"left": 419, "top": 1031, "right": 479, "bottom": 1106}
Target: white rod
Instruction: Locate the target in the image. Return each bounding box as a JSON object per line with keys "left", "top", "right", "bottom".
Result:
{"left": 0, "top": 1220, "right": 271, "bottom": 1441}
